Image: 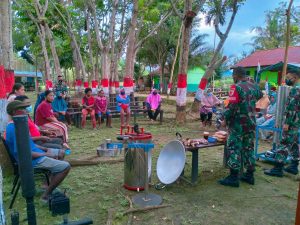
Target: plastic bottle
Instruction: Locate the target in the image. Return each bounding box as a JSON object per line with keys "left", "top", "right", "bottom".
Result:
{"left": 65, "top": 149, "right": 71, "bottom": 155}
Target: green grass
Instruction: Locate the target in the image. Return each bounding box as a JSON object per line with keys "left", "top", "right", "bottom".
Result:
{"left": 2, "top": 91, "right": 299, "bottom": 225}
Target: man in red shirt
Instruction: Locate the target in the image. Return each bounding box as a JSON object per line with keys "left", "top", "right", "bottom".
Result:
{"left": 82, "top": 88, "right": 96, "bottom": 129}
{"left": 35, "top": 90, "right": 69, "bottom": 143}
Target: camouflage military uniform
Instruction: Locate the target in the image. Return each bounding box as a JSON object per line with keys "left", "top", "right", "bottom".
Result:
{"left": 224, "top": 81, "right": 263, "bottom": 172}
{"left": 274, "top": 84, "right": 300, "bottom": 162}
{"left": 54, "top": 81, "right": 68, "bottom": 95}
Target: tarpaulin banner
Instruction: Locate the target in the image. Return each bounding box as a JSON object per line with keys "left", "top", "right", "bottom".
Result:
{"left": 177, "top": 74, "right": 187, "bottom": 88}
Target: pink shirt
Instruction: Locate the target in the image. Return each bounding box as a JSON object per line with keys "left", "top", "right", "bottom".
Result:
{"left": 94, "top": 96, "right": 107, "bottom": 113}
{"left": 146, "top": 94, "right": 161, "bottom": 110}
{"left": 200, "top": 94, "right": 220, "bottom": 108}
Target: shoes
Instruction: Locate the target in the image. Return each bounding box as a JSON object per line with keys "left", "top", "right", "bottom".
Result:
{"left": 218, "top": 169, "right": 239, "bottom": 187}
{"left": 240, "top": 171, "right": 255, "bottom": 185}
{"left": 264, "top": 163, "right": 284, "bottom": 177}
{"left": 284, "top": 160, "right": 299, "bottom": 175}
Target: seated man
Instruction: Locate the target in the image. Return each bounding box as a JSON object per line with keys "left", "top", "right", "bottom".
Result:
{"left": 52, "top": 91, "right": 71, "bottom": 126}
{"left": 82, "top": 88, "right": 96, "bottom": 129}
{"left": 5, "top": 100, "right": 70, "bottom": 202}
{"left": 146, "top": 89, "right": 162, "bottom": 121}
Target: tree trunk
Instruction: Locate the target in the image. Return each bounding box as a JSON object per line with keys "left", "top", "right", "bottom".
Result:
{"left": 175, "top": 0, "right": 194, "bottom": 123}
{"left": 86, "top": 10, "right": 95, "bottom": 80}
{"left": 124, "top": 0, "right": 138, "bottom": 94}
{"left": 0, "top": 0, "right": 13, "bottom": 69}
{"left": 191, "top": 0, "right": 238, "bottom": 113}
{"left": 70, "top": 38, "right": 81, "bottom": 80}
{"left": 38, "top": 25, "right": 51, "bottom": 80}
{"left": 282, "top": 0, "right": 293, "bottom": 84}
{"left": 168, "top": 22, "right": 183, "bottom": 98}
{"left": 45, "top": 24, "right": 63, "bottom": 77}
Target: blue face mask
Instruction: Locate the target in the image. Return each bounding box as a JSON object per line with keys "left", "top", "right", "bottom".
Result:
{"left": 207, "top": 93, "right": 212, "bottom": 97}
{"left": 120, "top": 91, "right": 125, "bottom": 95}
{"left": 26, "top": 105, "right": 32, "bottom": 113}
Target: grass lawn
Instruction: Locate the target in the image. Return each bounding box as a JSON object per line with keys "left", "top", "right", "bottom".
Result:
{"left": 2, "top": 91, "right": 299, "bottom": 225}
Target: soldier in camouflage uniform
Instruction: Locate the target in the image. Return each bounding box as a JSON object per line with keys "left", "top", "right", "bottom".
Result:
{"left": 264, "top": 69, "right": 300, "bottom": 177}
{"left": 219, "top": 67, "right": 263, "bottom": 187}
{"left": 54, "top": 75, "right": 68, "bottom": 95}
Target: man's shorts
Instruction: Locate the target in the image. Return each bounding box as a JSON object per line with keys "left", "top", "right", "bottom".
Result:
{"left": 35, "top": 157, "right": 70, "bottom": 174}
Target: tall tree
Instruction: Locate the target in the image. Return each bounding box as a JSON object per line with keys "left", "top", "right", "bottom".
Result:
{"left": 191, "top": 0, "right": 241, "bottom": 113}
{"left": 250, "top": 1, "right": 300, "bottom": 50}
{"left": 0, "top": 0, "right": 13, "bottom": 70}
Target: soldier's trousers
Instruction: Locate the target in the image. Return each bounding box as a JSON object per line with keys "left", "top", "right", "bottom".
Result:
{"left": 274, "top": 128, "right": 299, "bottom": 162}
{"left": 226, "top": 131, "right": 255, "bottom": 172}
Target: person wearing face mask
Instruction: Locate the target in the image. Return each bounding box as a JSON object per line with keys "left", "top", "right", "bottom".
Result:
{"left": 264, "top": 69, "right": 300, "bottom": 177}
{"left": 219, "top": 67, "right": 263, "bottom": 187}
{"left": 81, "top": 88, "right": 97, "bottom": 129}
{"left": 256, "top": 93, "right": 277, "bottom": 140}
{"left": 146, "top": 89, "right": 162, "bottom": 121}
{"left": 199, "top": 88, "right": 221, "bottom": 127}
{"left": 116, "top": 88, "right": 131, "bottom": 126}
{"left": 94, "top": 89, "right": 112, "bottom": 128}
{"left": 52, "top": 91, "right": 71, "bottom": 126}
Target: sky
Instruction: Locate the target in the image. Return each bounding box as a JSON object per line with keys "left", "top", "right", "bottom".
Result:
{"left": 197, "top": 0, "right": 300, "bottom": 58}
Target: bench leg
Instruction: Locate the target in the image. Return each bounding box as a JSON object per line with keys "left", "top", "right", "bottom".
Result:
{"left": 9, "top": 180, "right": 21, "bottom": 209}
{"left": 159, "top": 110, "right": 163, "bottom": 125}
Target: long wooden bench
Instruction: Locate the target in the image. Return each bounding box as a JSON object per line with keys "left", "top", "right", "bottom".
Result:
{"left": 66, "top": 95, "right": 163, "bottom": 128}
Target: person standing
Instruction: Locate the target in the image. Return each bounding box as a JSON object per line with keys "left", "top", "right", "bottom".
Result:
{"left": 81, "top": 88, "right": 96, "bottom": 129}
{"left": 116, "top": 88, "right": 130, "bottom": 127}
{"left": 94, "top": 89, "right": 112, "bottom": 128}
{"left": 146, "top": 89, "right": 162, "bottom": 121}
{"left": 53, "top": 75, "right": 68, "bottom": 94}
{"left": 200, "top": 88, "right": 221, "bottom": 126}
{"left": 219, "top": 67, "right": 263, "bottom": 187}
{"left": 264, "top": 70, "right": 300, "bottom": 176}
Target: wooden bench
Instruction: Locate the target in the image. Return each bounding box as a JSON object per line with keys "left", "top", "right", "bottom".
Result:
{"left": 66, "top": 95, "right": 163, "bottom": 128}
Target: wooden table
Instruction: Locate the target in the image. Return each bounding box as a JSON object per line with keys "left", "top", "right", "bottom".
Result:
{"left": 182, "top": 142, "right": 225, "bottom": 185}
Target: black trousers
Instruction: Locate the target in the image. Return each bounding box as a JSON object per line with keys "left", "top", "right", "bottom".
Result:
{"left": 200, "top": 112, "right": 212, "bottom": 122}
{"left": 148, "top": 109, "right": 160, "bottom": 120}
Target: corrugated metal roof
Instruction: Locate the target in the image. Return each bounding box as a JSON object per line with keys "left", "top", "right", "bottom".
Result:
{"left": 233, "top": 46, "right": 300, "bottom": 68}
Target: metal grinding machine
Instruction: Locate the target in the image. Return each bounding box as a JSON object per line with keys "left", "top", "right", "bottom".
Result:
{"left": 255, "top": 85, "right": 291, "bottom": 162}
{"left": 117, "top": 125, "right": 162, "bottom": 207}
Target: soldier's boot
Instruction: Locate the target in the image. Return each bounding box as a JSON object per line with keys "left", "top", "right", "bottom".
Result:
{"left": 240, "top": 170, "right": 255, "bottom": 185}
{"left": 218, "top": 169, "right": 239, "bottom": 187}
{"left": 264, "top": 163, "right": 284, "bottom": 177}
{"left": 284, "top": 160, "right": 299, "bottom": 175}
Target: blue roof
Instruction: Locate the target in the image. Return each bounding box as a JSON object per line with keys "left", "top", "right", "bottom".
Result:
{"left": 14, "top": 71, "right": 43, "bottom": 78}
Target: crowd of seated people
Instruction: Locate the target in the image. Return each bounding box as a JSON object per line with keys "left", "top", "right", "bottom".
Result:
{"left": 256, "top": 92, "right": 277, "bottom": 140}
